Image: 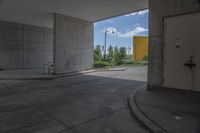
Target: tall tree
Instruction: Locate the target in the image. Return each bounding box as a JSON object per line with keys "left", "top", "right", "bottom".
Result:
{"left": 94, "top": 45, "right": 102, "bottom": 61}
{"left": 108, "top": 45, "right": 114, "bottom": 61}
{"left": 113, "top": 46, "right": 120, "bottom": 64}
{"left": 119, "top": 47, "right": 127, "bottom": 62}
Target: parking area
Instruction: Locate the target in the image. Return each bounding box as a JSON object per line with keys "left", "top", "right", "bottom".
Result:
{"left": 0, "top": 66, "right": 149, "bottom": 133}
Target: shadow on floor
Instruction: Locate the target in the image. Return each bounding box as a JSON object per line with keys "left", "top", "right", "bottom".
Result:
{"left": 133, "top": 89, "right": 200, "bottom": 133}
{"left": 0, "top": 71, "right": 149, "bottom": 133}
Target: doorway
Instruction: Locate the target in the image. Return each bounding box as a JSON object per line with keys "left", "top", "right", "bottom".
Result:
{"left": 163, "top": 12, "right": 200, "bottom": 92}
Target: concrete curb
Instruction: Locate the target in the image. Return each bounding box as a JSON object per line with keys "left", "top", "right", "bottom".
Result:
{"left": 0, "top": 68, "right": 128, "bottom": 80}
{"left": 0, "top": 69, "right": 100, "bottom": 80}
{"left": 107, "top": 68, "right": 127, "bottom": 71}
{"left": 128, "top": 88, "right": 168, "bottom": 133}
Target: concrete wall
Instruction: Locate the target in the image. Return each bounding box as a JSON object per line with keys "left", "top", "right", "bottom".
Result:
{"left": 148, "top": 0, "right": 200, "bottom": 89}
{"left": 54, "top": 14, "right": 93, "bottom": 74}
{"left": 0, "top": 21, "right": 53, "bottom": 70}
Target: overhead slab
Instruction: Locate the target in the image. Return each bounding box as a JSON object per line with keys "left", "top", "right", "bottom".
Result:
{"left": 0, "top": 0, "right": 148, "bottom": 27}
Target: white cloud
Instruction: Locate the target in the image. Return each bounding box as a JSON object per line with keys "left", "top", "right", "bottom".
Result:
{"left": 118, "top": 27, "right": 148, "bottom": 38}
{"left": 105, "top": 19, "right": 114, "bottom": 23}
{"left": 138, "top": 10, "right": 149, "bottom": 15}
{"left": 124, "top": 12, "right": 138, "bottom": 17}
{"left": 133, "top": 23, "right": 140, "bottom": 27}
{"left": 101, "top": 26, "right": 148, "bottom": 38}
{"left": 124, "top": 9, "right": 149, "bottom": 17}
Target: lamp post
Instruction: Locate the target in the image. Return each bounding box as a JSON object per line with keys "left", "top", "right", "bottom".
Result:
{"left": 104, "top": 29, "right": 115, "bottom": 60}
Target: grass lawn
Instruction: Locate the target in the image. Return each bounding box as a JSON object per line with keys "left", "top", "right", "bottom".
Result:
{"left": 94, "top": 60, "right": 148, "bottom": 68}
{"left": 121, "top": 61, "right": 148, "bottom": 66}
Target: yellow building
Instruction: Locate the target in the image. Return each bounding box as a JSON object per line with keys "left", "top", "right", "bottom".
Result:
{"left": 133, "top": 36, "right": 148, "bottom": 61}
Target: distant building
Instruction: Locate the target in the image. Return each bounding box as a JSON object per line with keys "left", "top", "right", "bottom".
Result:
{"left": 133, "top": 36, "right": 148, "bottom": 61}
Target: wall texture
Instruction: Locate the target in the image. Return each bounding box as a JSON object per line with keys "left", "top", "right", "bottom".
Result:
{"left": 54, "top": 14, "right": 93, "bottom": 74}
{"left": 148, "top": 0, "right": 200, "bottom": 89}
{"left": 0, "top": 21, "right": 53, "bottom": 70}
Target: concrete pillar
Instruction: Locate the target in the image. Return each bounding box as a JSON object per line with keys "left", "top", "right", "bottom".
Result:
{"left": 148, "top": 0, "right": 200, "bottom": 89}
{"left": 53, "top": 14, "right": 93, "bottom": 74}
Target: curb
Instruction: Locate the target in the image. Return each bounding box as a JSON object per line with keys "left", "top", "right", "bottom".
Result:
{"left": 0, "top": 69, "right": 100, "bottom": 80}
{"left": 107, "top": 68, "right": 127, "bottom": 71}
{"left": 128, "top": 88, "right": 168, "bottom": 133}
{"left": 0, "top": 68, "right": 128, "bottom": 80}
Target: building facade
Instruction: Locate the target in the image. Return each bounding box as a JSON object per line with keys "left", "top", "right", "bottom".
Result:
{"left": 133, "top": 36, "right": 148, "bottom": 61}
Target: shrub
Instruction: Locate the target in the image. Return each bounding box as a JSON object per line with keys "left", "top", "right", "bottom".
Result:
{"left": 143, "top": 54, "right": 148, "bottom": 61}
{"left": 123, "top": 61, "right": 148, "bottom": 65}
{"left": 94, "top": 61, "right": 111, "bottom": 68}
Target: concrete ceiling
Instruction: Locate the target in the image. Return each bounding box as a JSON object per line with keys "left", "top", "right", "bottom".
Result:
{"left": 0, "top": 0, "right": 148, "bottom": 28}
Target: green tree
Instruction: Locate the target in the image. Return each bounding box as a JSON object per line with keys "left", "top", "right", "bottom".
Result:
{"left": 113, "top": 47, "right": 121, "bottom": 64}
{"left": 94, "top": 45, "right": 102, "bottom": 61}
{"left": 119, "top": 47, "right": 127, "bottom": 62}
{"left": 108, "top": 45, "right": 114, "bottom": 61}
{"left": 143, "top": 54, "right": 148, "bottom": 61}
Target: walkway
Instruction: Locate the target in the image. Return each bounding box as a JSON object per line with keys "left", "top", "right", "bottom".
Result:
{"left": 130, "top": 88, "right": 200, "bottom": 133}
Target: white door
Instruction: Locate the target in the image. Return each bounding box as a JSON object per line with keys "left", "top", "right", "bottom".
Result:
{"left": 163, "top": 13, "right": 200, "bottom": 91}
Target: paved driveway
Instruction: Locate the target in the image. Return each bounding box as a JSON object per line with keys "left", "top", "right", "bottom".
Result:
{"left": 0, "top": 66, "right": 149, "bottom": 133}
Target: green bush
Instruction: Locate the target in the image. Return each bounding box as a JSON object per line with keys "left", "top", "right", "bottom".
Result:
{"left": 123, "top": 61, "right": 148, "bottom": 65}
{"left": 143, "top": 54, "right": 148, "bottom": 61}
{"left": 94, "top": 60, "right": 148, "bottom": 68}
{"left": 94, "top": 61, "right": 114, "bottom": 68}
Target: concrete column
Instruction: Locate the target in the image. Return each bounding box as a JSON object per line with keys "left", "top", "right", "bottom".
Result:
{"left": 148, "top": 0, "right": 200, "bottom": 89}
{"left": 53, "top": 14, "right": 93, "bottom": 74}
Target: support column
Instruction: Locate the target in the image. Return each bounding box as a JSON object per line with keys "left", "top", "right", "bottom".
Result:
{"left": 53, "top": 14, "right": 93, "bottom": 74}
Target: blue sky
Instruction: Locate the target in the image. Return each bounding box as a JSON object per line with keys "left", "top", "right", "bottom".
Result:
{"left": 94, "top": 9, "right": 149, "bottom": 54}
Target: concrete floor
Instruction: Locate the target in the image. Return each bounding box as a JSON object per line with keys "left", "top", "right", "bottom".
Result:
{"left": 134, "top": 89, "right": 200, "bottom": 133}
{"left": 0, "top": 66, "right": 149, "bottom": 133}
{"left": 0, "top": 69, "right": 97, "bottom": 80}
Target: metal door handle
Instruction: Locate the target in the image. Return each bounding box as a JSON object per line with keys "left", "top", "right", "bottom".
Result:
{"left": 184, "top": 56, "right": 196, "bottom": 69}
{"left": 184, "top": 60, "right": 196, "bottom": 69}
{"left": 184, "top": 63, "right": 196, "bottom": 67}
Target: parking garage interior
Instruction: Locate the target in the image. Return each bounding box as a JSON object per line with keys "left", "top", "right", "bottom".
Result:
{"left": 0, "top": 0, "right": 200, "bottom": 132}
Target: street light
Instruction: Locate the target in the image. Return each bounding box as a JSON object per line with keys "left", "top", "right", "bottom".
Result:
{"left": 104, "top": 28, "right": 115, "bottom": 60}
